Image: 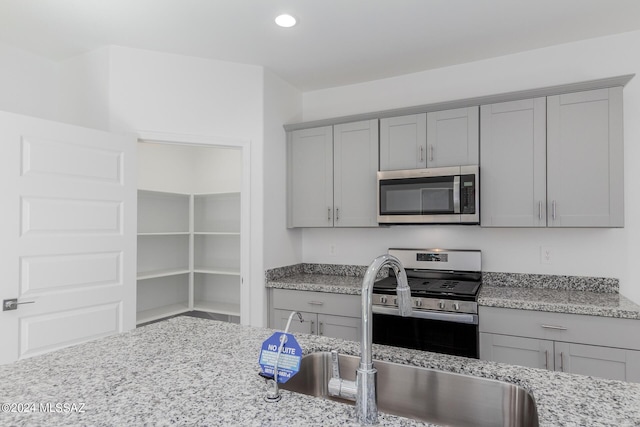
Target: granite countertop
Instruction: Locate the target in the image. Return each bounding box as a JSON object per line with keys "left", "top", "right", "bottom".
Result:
{"left": 1, "top": 316, "right": 640, "bottom": 426}
{"left": 478, "top": 284, "right": 640, "bottom": 319}
{"left": 266, "top": 264, "right": 640, "bottom": 320}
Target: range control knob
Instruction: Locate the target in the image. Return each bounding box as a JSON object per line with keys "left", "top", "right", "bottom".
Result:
{"left": 393, "top": 297, "right": 397, "bottom": 306}
{"left": 453, "top": 302, "right": 460, "bottom": 311}
{"left": 438, "top": 301, "right": 446, "bottom": 310}
{"left": 415, "top": 299, "right": 422, "bottom": 307}
{"left": 380, "top": 296, "right": 387, "bottom": 304}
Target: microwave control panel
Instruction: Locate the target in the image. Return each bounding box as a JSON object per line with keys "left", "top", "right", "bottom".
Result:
{"left": 460, "top": 174, "right": 475, "bottom": 214}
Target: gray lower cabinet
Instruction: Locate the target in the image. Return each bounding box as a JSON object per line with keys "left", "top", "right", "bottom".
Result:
{"left": 287, "top": 120, "right": 378, "bottom": 228}
{"left": 479, "top": 306, "right": 640, "bottom": 382}
{"left": 481, "top": 87, "right": 624, "bottom": 228}
{"left": 269, "top": 289, "right": 361, "bottom": 342}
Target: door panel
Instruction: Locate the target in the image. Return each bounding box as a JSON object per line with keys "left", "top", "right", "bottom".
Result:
{"left": 480, "top": 98, "right": 546, "bottom": 227}
{"left": 555, "top": 342, "right": 629, "bottom": 381}
{"left": 480, "top": 333, "right": 553, "bottom": 370}
{"left": 333, "top": 120, "right": 379, "bottom": 227}
{"left": 379, "top": 114, "right": 427, "bottom": 170}
{"left": 272, "top": 309, "right": 316, "bottom": 335}
{"left": 0, "top": 111, "right": 136, "bottom": 365}
{"left": 287, "top": 126, "right": 333, "bottom": 227}
{"left": 427, "top": 107, "right": 479, "bottom": 167}
{"left": 547, "top": 87, "right": 624, "bottom": 227}
{"left": 318, "top": 314, "right": 360, "bottom": 341}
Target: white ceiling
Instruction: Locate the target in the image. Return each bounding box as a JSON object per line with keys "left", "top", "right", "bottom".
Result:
{"left": 1, "top": 0, "right": 640, "bottom": 91}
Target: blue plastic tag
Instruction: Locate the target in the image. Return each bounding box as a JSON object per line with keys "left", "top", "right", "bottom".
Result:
{"left": 258, "top": 332, "right": 302, "bottom": 384}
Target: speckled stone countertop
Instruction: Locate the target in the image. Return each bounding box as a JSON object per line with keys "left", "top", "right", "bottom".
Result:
{"left": 266, "top": 264, "right": 640, "bottom": 320}
{"left": 1, "top": 316, "right": 639, "bottom": 426}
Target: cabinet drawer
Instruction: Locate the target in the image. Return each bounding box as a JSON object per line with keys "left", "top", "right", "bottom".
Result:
{"left": 479, "top": 306, "right": 640, "bottom": 351}
{"left": 271, "top": 289, "right": 360, "bottom": 318}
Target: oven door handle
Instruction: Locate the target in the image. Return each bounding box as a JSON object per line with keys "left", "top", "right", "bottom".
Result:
{"left": 372, "top": 305, "right": 478, "bottom": 325}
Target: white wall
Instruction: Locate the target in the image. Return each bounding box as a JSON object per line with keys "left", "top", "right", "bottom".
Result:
{"left": 263, "top": 69, "right": 303, "bottom": 271}
{"left": 56, "top": 46, "right": 111, "bottom": 130}
{"left": 137, "top": 142, "right": 242, "bottom": 194}
{"left": 0, "top": 43, "right": 57, "bottom": 120}
{"left": 100, "top": 46, "right": 266, "bottom": 327}
{"left": 301, "top": 30, "right": 640, "bottom": 304}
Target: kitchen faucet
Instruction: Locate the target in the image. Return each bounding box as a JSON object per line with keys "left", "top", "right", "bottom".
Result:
{"left": 328, "top": 254, "right": 412, "bottom": 424}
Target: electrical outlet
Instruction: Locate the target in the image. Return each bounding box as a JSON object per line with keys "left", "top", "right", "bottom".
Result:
{"left": 330, "top": 244, "right": 336, "bottom": 255}
{"left": 540, "top": 246, "right": 553, "bottom": 264}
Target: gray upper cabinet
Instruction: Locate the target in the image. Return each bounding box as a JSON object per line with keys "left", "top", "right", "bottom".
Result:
{"left": 547, "top": 87, "right": 624, "bottom": 227}
{"left": 481, "top": 88, "right": 624, "bottom": 228}
{"left": 481, "top": 98, "right": 547, "bottom": 227}
{"left": 287, "top": 126, "right": 333, "bottom": 227}
{"left": 333, "top": 120, "right": 379, "bottom": 227}
{"left": 287, "top": 120, "right": 378, "bottom": 228}
{"left": 426, "top": 106, "right": 479, "bottom": 167}
{"left": 379, "top": 114, "right": 427, "bottom": 171}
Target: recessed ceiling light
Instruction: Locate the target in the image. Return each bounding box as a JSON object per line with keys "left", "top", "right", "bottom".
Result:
{"left": 275, "top": 14, "right": 297, "bottom": 28}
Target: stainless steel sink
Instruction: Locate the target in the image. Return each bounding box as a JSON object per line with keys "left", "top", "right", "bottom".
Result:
{"left": 282, "top": 352, "right": 539, "bottom": 427}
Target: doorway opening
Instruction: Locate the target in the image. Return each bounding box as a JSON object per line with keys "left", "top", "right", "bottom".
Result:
{"left": 135, "top": 135, "right": 250, "bottom": 326}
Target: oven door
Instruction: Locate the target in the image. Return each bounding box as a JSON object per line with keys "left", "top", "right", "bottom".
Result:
{"left": 372, "top": 308, "right": 479, "bottom": 358}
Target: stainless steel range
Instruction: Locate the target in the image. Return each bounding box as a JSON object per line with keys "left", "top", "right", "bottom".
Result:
{"left": 372, "top": 248, "right": 482, "bottom": 358}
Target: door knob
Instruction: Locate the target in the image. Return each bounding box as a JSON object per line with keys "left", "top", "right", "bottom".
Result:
{"left": 3, "top": 299, "right": 35, "bottom": 311}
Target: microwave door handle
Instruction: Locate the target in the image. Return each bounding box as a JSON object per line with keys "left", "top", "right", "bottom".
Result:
{"left": 453, "top": 176, "right": 461, "bottom": 213}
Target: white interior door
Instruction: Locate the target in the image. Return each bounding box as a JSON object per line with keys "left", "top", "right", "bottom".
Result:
{"left": 0, "top": 111, "right": 136, "bottom": 365}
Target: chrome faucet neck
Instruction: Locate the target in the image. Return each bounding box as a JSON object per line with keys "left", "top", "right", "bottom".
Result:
{"left": 357, "top": 254, "right": 411, "bottom": 424}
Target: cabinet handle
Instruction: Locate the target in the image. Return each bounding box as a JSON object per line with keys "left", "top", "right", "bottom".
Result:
{"left": 541, "top": 324, "right": 568, "bottom": 331}
{"left": 310, "top": 320, "right": 315, "bottom": 334}
{"left": 538, "top": 201, "right": 542, "bottom": 221}
{"left": 419, "top": 146, "right": 424, "bottom": 162}
{"left": 308, "top": 301, "right": 324, "bottom": 306}
{"left": 544, "top": 350, "right": 549, "bottom": 369}
{"left": 429, "top": 145, "right": 434, "bottom": 162}
{"left": 552, "top": 200, "right": 557, "bottom": 221}
{"left": 328, "top": 207, "right": 331, "bottom": 222}
{"left": 336, "top": 208, "right": 339, "bottom": 221}
{"left": 319, "top": 321, "right": 324, "bottom": 336}
{"left": 559, "top": 352, "right": 564, "bottom": 372}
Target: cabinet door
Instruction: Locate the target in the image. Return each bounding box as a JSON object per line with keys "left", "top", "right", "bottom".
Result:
{"left": 426, "top": 107, "right": 479, "bottom": 167}
{"left": 272, "top": 309, "right": 317, "bottom": 335}
{"left": 480, "top": 98, "right": 546, "bottom": 227}
{"left": 287, "top": 126, "right": 334, "bottom": 227}
{"left": 547, "top": 87, "right": 624, "bottom": 227}
{"left": 555, "top": 342, "right": 640, "bottom": 383}
{"left": 480, "top": 333, "right": 554, "bottom": 370}
{"left": 379, "top": 114, "right": 427, "bottom": 170}
{"left": 333, "top": 120, "right": 379, "bottom": 227}
{"left": 318, "top": 314, "right": 361, "bottom": 341}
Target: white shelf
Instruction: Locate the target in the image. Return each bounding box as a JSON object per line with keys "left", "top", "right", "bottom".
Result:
{"left": 136, "top": 303, "right": 190, "bottom": 325}
{"left": 193, "top": 231, "right": 240, "bottom": 236}
{"left": 137, "top": 268, "right": 191, "bottom": 280}
{"left": 193, "top": 300, "right": 240, "bottom": 317}
{"left": 194, "top": 267, "right": 240, "bottom": 276}
{"left": 137, "top": 189, "right": 241, "bottom": 325}
{"left": 138, "top": 232, "right": 190, "bottom": 236}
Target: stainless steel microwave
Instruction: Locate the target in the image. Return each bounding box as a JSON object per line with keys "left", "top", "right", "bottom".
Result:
{"left": 377, "top": 165, "right": 479, "bottom": 224}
